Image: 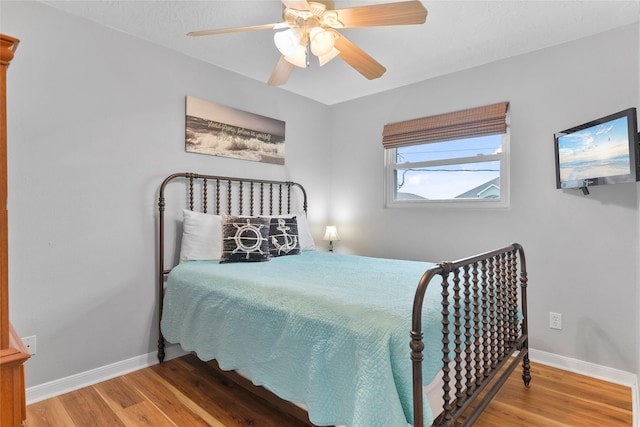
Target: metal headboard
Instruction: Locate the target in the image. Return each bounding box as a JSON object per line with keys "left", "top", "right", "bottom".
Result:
{"left": 156, "top": 172, "right": 308, "bottom": 362}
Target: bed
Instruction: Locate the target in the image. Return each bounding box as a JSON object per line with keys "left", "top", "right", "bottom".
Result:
{"left": 156, "top": 172, "right": 530, "bottom": 427}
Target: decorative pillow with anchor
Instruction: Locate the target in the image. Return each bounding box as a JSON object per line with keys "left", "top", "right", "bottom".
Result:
{"left": 268, "top": 216, "right": 300, "bottom": 257}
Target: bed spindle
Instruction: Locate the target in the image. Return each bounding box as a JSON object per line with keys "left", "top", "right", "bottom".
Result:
{"left": 500, "top": 253, "right": 508, "bottom": 346}
{"left": 480, "top": 260, "right": 492, "bottom": 379}
{"left": 440, "top": 265, "right": 453, "bottom": 424}
{"left": 470, "top": 262, "right": 480, "bottom": 394}
{"left": 462, "top": 266, "right": 473, "bottom": 400}
{"left": 504, "top": 252, "right": 512, "bottom": 345}
{"left": 452, "top": 269, "right": 464, "bottom": 409}
{"left": 487, "top": 257, "right": 497, "bottom": 370}
{"left": 269, "top": 183, "right": 274, "bottom": 215}
{"left": 239, "top": 181, "right": 244, "bottom": 214}
{"left": 188, "top": 175, "right": 195, "bottom": 211}
{"left": 203, "top": 178, "right": 208, "bottom": 213}
{"left": 473, "top": 263, "right": 482, "bottom": 388}
{"left": 497, "top": 254, "right": 507, "bottom": 355}
{"left": 215, "top": 179, "right": 220, "bottom": 214}
{"left": 250, "top": 182, "right": 255, "bottom": 216}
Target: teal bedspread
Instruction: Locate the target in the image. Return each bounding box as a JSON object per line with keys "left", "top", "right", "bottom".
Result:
{"left": 161, "top": 251, "right": 443, "bottom": 427}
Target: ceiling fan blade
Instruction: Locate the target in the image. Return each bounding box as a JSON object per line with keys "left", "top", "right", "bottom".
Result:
{"left": 268, "top": 55, "right": 295, "bottom": 86}
{"left": 281, "top": 0, "right": 311, "bottom": 10}
{"left": 330, "top": 30, "right": 386, "bottom": 80}
{"left": 188, "top": 23, "right": 289, "bottom": 37}
{"left": 332, "top": 1, "right": 427, "bottom": 28}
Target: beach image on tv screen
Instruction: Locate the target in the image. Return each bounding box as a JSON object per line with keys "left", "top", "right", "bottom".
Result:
{"left": 558, "top": 116, "right": 630, "bottom": 182}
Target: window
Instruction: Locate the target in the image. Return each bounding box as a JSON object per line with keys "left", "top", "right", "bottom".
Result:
{"left": 383, "top": 102, "right": 509, "bottom": 207}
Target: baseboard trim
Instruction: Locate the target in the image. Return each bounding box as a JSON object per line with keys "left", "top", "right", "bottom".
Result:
{"left": 25, "top": 345, "right": 187, "bottom": 405}
{"left": 529, "top": 348, "right": 638, "bottom": 427}
{"left": 27, "top": 346, "right": 638, "bottom": 427}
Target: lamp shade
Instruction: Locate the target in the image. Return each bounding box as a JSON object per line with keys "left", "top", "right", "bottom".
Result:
{"left": 283, "top": 44, "right": 308, "bottom": 68}
{"left": 274, "top": 29, "right": 301, "bottom": 57}
{"left": 318, "top": 47, "right": 340, "bottom": 66}
{"left": 309, "top": 27, "right": 335, "bottom": 57}
{"left": 323, "top": 225, "right": 340, "bottom": 241}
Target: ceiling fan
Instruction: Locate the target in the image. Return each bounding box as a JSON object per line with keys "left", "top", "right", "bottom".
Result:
{"left": 187, "top": 0, "right": 428, "bottom": 86}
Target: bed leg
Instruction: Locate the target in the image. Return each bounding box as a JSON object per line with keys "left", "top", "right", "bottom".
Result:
{"left": 158, "top": 335, "right": 165, "bottom": 363}
{"left": 522, "top": 352, "right": 531, "bottom": 387}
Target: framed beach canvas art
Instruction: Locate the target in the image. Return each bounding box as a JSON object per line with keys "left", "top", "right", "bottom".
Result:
{"left": 185, "top": 96, "right": 286, "bottom": 165}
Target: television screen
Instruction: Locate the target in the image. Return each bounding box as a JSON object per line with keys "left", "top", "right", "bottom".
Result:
{"left": 554, "top": 108, "right": 638, "bottom": 191}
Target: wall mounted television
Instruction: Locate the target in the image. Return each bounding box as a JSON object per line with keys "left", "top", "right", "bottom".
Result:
{"left": 554, "top": 107, "right": 639, "bottom": 195}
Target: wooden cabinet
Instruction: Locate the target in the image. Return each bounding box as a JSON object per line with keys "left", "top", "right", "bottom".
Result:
{"left": 0, "top": 33, "right": 29, "bottom": 427}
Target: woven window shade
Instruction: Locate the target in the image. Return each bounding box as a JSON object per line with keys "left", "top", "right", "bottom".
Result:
{"left": 382, "top": 102, "right": 508, "bottom": 149}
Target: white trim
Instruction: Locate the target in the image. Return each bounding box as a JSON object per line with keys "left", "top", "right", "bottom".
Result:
{"left": 529, "top": 348, "right": 637, "bottom": 386}
{"left": 26, "top": 345, "right": 638, "bottom": 427}
{"left": 529, "top": 348, "right": 638, "bottom": 427}
{"left": 25, "top": 345, "right": 187, "bottom": 405}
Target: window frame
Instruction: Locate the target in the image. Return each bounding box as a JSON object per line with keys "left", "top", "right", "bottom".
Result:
{"left": 384, "top": 131, "right": 510, "bottom": 209}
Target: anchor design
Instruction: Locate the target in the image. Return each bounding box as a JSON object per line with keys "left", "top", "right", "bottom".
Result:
{"left": 271, "top": 218, "right": 298, "bottom": 255}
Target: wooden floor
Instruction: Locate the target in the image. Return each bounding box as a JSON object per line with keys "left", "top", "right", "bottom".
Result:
{"left": 26, "top": 354, "right": 633, "bottom": 427}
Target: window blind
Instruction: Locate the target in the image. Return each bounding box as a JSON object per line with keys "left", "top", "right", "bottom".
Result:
{"left": 382, "top": 102, "right": 509, "bottom": 149}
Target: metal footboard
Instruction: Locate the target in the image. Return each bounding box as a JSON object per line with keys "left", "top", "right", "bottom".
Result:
{"left": 411, "top": 243, "right": 530, "bottom": 427}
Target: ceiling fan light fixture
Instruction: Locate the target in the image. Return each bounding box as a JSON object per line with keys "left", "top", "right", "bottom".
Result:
{"left": 274, "top": 28, "right": 302, "bottom": 57}
{"left": 283, "top": 44, "right": 308, "bottom": 68}
{"left": 309, "top": 27, "right": 335, "bottom": 57}
{"left": 318, "top": 47, "right": 340, "bottom": 66}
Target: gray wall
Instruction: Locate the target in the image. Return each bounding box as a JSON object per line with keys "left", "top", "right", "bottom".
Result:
{"left": 328, "top": 24, "right": 639, "bottom": 373}
{"left": 2, "top": 0, "right": 639, "bottom": 390}
{"left": 2, "top": 1, "right": 330, "bottom": 388}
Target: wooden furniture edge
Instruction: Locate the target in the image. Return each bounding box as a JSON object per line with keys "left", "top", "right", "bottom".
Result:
{"left": 0, "top": 33, "right": 20, "bottom": 350}
{"left": 0, "top": 32, "right": 29, "bottom": 427}
{"left": 0, "top": 327, "right": 30, "bottom": 427}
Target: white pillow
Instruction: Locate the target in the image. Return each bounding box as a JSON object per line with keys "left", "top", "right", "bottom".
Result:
{"left": 179, "top": 209, "right": 223, "bottom": 262}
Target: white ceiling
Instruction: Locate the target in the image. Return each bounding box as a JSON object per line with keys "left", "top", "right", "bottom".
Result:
{"left": 40, "top": 0, "right": 640, "bottom": 105}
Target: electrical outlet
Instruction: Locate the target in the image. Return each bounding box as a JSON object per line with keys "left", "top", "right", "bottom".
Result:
{"left": 22, "top": 335, "right": 36, "bottom": 355}
{"left": 549, "top": 312, "right": 562, "bottom": 330}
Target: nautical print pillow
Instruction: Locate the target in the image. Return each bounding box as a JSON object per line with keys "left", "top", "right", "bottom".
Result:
{"left": 221, "top": 216, "right": 271, "bottom": 263}
{"left": 272, "top": 211, "right": 315, "bottom": 251}
{"left": 269, "top": 216, "right": 300, "bottom": 257}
